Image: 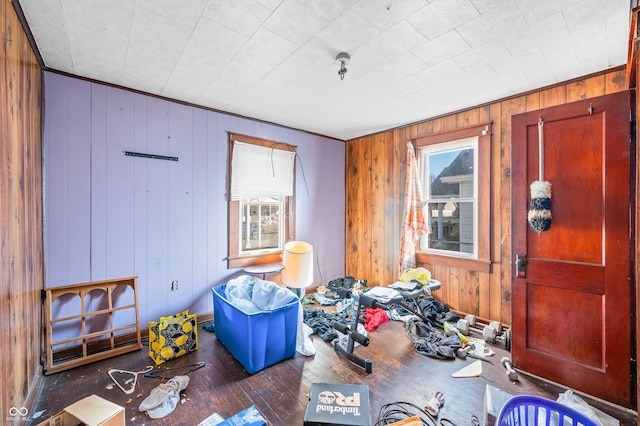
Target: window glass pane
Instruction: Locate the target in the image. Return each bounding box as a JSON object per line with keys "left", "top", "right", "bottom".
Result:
{"left": 420, "top": 138, "right": 477, "bottom": 258}
{"left": 426, "top": 201, "right": 474, "bottom": 254}
{"left": 428, "top": 149, "right": 474, "bottom": 198}
{"left": 240, "top": 197, "right": 283, "bottom": 253}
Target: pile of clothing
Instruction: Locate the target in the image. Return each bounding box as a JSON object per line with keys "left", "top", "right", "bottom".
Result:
{"left": 405, "top": 317, "right": 462, "bottom": 359}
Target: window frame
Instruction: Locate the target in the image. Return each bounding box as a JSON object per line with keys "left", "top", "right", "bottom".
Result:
{"left": 413, "top": 123, "right": 492, "bottom": 273}
{"left": 227, "top": 133, "right": 296, "bottom": 269}
{"left": 421, "top": 138, "right": 478, "bottom": 258}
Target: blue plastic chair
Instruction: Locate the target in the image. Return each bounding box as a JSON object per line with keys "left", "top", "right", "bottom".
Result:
{"left": 496, "top": 395, "right": 599, "bottom": 426}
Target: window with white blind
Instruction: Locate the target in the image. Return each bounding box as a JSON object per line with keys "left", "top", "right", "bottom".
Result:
{"left": 227, "top": 133, "right": 296, "bottom": 268}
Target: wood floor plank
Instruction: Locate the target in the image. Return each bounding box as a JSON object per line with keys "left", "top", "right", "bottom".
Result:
{"left": 30, "top": 305, "right": 637, "bottom": 426}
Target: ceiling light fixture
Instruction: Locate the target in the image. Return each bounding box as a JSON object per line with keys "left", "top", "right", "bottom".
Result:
{"left": 335, "top": 52, "right": 350, "bottom": 81}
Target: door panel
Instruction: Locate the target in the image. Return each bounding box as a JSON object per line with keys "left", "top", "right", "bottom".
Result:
{"left": 511, "top": 91, "right": 634, "bottom": 408}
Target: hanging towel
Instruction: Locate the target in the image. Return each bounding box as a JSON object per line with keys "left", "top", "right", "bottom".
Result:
{"left": 399, "top": 142, "right": 430, "bottom": 274}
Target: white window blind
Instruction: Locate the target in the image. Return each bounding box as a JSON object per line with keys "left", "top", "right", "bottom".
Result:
{"left": 230, "top": 141, "right": 295, "bottom": 201}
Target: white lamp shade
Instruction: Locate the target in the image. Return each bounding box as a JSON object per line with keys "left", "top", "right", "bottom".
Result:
{"left": 281, "top": 241, "right": 313, "bottom": 288}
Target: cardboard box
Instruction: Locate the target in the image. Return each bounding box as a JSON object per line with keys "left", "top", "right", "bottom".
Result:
{"left": 482, "top": 384, "right": 512, "bottom": 426}
{"left": 304, "top": 383, "right": 371, "bottom": 426}
{"left": 212, "top": 285, "right": 298, "bottom": 374}
{"left": 37, "top": 394, "right": 125, "bottom": 426}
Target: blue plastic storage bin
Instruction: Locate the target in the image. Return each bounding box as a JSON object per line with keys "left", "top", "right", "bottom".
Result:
{"left": 212, "top": 284, "right": 299, "bottom": 374}
{"left": 496, "top": 395, "right": 599, "bottom": 426}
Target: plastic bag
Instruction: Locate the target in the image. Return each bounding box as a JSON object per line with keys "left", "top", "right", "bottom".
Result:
{"left": 224, "top": 275, "right": 316, "bottom": 357}
{"left": 556, "top": 390, "right": 619, "bottom": 426}
{"left": 399, "top": 267, "right": 431, "bottom": 285}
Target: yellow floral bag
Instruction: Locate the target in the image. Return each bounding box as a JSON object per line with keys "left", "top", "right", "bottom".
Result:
{"left": 148, "top": 310, "right": 198, "bottom": 365}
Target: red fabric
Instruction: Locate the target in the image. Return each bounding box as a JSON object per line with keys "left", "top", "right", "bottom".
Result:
{"left": 364, "top": 308, "right": 389, "bottom": 331}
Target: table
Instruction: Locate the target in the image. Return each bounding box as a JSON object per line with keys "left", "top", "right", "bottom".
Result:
{"left": 243, "top": 263, "right": 284, "bottom": 280}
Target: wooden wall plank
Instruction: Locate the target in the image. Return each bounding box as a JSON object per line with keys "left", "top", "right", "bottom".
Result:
{"left": 190, "top": 108, "right": 209, "bottom": 314}
{"left": 44, "top": 74, "right": 70, "bottom": 286}
{"left": 43, "top": 74, "right": 347, "bottom": 335}
{"left": 448, "top": 266, "right": 460, "bottom": 312}
{"left": 498, "top": 96, "right": 525, "bottom": 325}
{"left": 90, "top": 82, "right": 109, "bottom": 281}
{"left": 167, "top": 102, "right": 195, "bottom": 311}
{"left": 539, "top": 85, "right": 566, "bottom": 109}
{"left": 416, "top": 120, "right": 433, "bottom": 138}
{"left": 370, "top": 132, "right": 386, "bottom": 285}
{"left": 345, "top": 138, "right": 362, "bottom": 278}
{"left": 457, "top": 108, "right": 481, "bottom": 128}
{"left": 65, "top": 79, "right": 92, "bottom": 283}
{"left": 388, "top": 130, "right": 402, "bottom": 282}
{"left": 345, "top": 68, "right": 623, "bottom": 327}
{"left": 458, "top": 269, "right": 479, "bottom": 315}
{"left": 484, "top": 102, "right": 502, "bottom": 321}
{"left": 526, "top": 93, "right": 540, "bottom": 112}
{"left": 105, "top": 89, "right": 136, "bottom": 280}
{"left": 566, "top": 75, "right": 606, "bottom": 103}
{"left": 605, "top": 68, "right": 627, "bottom": 93}
{"left": 1, "top": 0, "right": 43, "bottom": 418}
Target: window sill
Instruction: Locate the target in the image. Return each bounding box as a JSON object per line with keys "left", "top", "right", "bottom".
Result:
{"left": 228, "top": 252, "right": 283, "bottom": 269}
{"left": 416, "top": 252, "right": 492, "bottom": 273}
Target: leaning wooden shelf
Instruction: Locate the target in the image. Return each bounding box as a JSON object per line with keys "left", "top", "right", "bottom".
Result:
{"left": 44, "top": 276, "right": 142, "bottom": 375}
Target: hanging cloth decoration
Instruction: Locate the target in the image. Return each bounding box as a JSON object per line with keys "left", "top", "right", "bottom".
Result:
{"left": 528, "top": 116, "right": 552, "bottom": 232}
{"left": 399, "top": 142, "right": 430, "bottom": 274}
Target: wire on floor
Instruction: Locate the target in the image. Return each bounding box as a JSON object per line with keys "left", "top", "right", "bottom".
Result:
{"left": 374, "top": 401, "right": 465, "bottom": 426}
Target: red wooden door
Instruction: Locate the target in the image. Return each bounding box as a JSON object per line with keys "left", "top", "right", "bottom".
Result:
{"left": 511, "top": 91, "right": 634, "bottom": 408}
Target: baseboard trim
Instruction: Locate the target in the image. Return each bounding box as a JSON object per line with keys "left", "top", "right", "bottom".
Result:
{"left": 25, "top": 364, "right": 44, "bottom": 414}
{"left": 49, "top": 311, "right": 215, "bottom": 361}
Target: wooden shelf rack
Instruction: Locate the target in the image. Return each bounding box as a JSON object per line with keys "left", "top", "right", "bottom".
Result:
{"left": 44, "top": 276, "right": 142, "bottom": 375}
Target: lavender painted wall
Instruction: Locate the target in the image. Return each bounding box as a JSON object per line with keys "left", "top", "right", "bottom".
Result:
{"left": 43, "top": 71, "right": 346, "bottom": 330}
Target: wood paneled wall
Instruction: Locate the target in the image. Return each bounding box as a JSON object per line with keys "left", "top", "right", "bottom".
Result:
{"left": 43, "top": 73, "right": 346, "bottom": 330}
{"left": 1, "top": 0, "right": 44, "bottom": 419}
{"left": 345, "top": 68, "right": 627, "bottom": 326}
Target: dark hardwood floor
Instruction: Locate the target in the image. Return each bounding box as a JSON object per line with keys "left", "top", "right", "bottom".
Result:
{"left": 30, "top": 304, "right": 637, "bottom": 426}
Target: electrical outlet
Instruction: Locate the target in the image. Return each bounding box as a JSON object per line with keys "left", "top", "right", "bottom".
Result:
{"left": 171, "top": 280, "right": 178, "bottom": 291}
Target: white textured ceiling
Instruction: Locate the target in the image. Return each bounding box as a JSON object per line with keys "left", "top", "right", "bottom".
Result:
{"left": 18, "top": 0, "right": 630, "bottom": 140}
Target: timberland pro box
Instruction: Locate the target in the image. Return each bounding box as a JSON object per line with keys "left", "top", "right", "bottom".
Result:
{"left": 212, "top": 284, "right": 299, "bottom": 374}
{"left": 304, "top": 383, "right": 371, "bottom": 426}
{"left": 36, "top": 394, "right": 125, "bottom": 426}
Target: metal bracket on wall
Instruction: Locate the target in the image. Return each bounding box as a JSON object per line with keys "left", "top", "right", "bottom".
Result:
{"left": 124, "top": 151, "right": 178, "bottom": 161}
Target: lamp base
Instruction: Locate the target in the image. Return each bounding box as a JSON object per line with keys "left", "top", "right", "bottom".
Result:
{"left": 288, "top": 287, "right": 306, "bottom": 299}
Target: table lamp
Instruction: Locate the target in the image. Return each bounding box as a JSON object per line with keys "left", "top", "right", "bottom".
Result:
{"left": 281, "top": 241, "right": 313, "bottom": 298}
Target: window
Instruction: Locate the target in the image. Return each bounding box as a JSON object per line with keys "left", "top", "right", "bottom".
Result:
{"left": 414, "top": 123, "right": 491, "bottom": 273}
{"left": 421, "top": 139, "right": 477, "bottom": 257}
{"left": 227, "top": 133, "right": 296, "bottom": 268}
{"left": 239, "top": 197, "right": 283, "bottom": 255}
